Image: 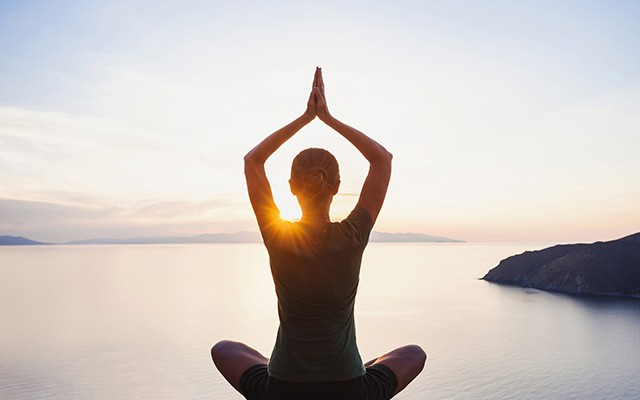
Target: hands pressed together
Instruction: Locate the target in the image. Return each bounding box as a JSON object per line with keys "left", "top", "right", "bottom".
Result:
{"left": 304, "top": 67, "right": 331, "bottom": 122}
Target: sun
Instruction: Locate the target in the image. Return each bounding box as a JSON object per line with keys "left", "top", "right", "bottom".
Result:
{"left": 271, "top": 183, "right": 302, "bottom": 221}
{"left": 278, "top": 198, "right": 302, "bottom": 222}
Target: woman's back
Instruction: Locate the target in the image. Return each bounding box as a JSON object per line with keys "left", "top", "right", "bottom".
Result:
{"left": 264, "top": 207, "right": 373, "bottom": 382}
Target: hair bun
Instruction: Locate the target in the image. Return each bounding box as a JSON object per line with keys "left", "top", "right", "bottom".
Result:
{"left": 290, "top": 148, "right": 340, "bottom": 202}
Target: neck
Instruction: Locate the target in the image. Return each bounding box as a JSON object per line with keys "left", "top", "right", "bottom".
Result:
{"left": 299, "top": 202, "right": 331, "bottom": 226}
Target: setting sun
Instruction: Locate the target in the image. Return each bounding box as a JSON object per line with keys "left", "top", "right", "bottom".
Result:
{"left": 278, "top": 199, "right": 302, "bottom": 222}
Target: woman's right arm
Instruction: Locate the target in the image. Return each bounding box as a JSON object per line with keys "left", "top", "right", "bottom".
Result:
{"left": 313, "top": 71, "right": 392, "bottom": 224}
{"left": 245, "top": 71, "right": 318, "bottom": 230}
{"left": 245, "top": 113, "right": 314, "bottom": 230}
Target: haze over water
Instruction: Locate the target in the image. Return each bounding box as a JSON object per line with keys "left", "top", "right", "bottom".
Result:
{"left": 2, "top": 243, "right": 639, "bottom": 399}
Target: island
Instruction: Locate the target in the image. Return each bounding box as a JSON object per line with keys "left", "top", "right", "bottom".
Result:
{"left": 482, "top": 232, "right": 640, "bottom": 297}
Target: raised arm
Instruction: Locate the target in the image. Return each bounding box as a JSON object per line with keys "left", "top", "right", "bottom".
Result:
{"left": 314, "top": 69, "right": 392, "bottom": 224}
{"left": 245, "top": 72, "right": 318, "bottom": 230}
{"left": 245, "top": 115, "right": 313, "bottom": 230}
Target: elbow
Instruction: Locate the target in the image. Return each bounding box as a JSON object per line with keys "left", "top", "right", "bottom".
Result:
{"left": 385, "top": 150, "right": 393, "bottom": 170}
{"left": 243, "top": 153, "right": 257, "bottom": 175}
{"left": 384, "top": 149, "right": 393, "bottom": 162}
{"left": 244, "top": 151, "right": 266, "bottom": 176}
{"left": 244, "top": 148, "right": 255, "bottom": 163}
{"left": 369, "top": 147, "right": 392, "bottom": 171}
{"left": 243, "top": 153, "right": 253, "bottom": 165}
{"left": 244, "top": 150, "right": 261, "bottom": 166}
{"left": 378, "top": 147, "right": 393, "bottom": 166}
{"left": 244, "top": 155, "right": 256, "bottom": 178}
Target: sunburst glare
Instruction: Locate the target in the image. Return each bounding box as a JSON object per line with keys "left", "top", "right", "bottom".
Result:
{"left": 276, "top": 194, "right": 302, "bottom": 222}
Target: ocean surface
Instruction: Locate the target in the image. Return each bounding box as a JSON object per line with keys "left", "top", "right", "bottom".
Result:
{"left": 1, "top": 243, "right": 639, "bottom": 399}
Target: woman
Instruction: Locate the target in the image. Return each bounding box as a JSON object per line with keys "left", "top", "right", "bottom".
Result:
{"left": 212, "top": 68, "right": 426, "bottom": 400}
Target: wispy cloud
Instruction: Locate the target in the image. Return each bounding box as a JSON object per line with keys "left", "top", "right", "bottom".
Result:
{"left": 0, "top": 106, "right": 245, "bottom": 200}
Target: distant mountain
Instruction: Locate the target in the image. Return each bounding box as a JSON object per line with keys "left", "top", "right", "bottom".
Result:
{"left": 370, "top": 232, "right": 462, "bottom": 243}
{"left": 0, "top": 235, "right": 46, "bottom": 245}
{"left": 65, "top": 231, "right": 462, "bottom": 244}
{"left": 2, "top": 231, "right": 462, "bottom": 246}
{"left": 482, "top": 232, "right": 640, "bottom": 297}
{"left": 65, "top": 231, "right": 262, "bottom": 245}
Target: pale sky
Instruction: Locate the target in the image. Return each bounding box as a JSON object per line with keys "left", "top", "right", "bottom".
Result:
{"left": 1, "top": 0, "right": 639, "bottom": 243}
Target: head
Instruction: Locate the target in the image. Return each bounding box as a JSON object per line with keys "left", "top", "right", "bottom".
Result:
{"left": 289, "top": 148, "right": 340, "bottom": 208}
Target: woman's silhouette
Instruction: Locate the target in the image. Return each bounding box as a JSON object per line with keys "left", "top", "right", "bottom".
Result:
{"left": 212, "top": 68, "right": 426, "bottom": 399}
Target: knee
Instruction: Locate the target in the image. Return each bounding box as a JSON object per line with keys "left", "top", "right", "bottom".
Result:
{"left": 211, "top": 340, "right": 238, "bottom": 362}
{"left": 404, "top": 344, "right": 427, "bottom": 369}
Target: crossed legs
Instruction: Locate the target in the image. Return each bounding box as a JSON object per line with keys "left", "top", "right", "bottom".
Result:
{"left": 211, "top": 340, "right": 426, "bottom": 398}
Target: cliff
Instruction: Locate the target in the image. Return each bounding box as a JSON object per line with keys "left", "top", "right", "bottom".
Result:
{"left": 482, "top": 232, "right": 640, "bottom": 297}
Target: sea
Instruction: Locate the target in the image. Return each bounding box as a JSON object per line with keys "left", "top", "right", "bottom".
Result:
{"left": 1, "top": 242, "right": 639, "bottom": 399}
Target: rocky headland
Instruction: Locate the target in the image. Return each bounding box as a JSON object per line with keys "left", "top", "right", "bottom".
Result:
{"left": 482, "top": 232, "right": 640, "bottom": 297}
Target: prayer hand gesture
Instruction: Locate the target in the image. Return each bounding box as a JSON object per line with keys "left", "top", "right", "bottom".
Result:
{"left": 305, "top": 67, "right": 331, "bottom": 121}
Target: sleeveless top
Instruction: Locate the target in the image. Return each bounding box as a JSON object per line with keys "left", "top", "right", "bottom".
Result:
{"left": 259, "top": 207, "right": 373, "bottom": 382}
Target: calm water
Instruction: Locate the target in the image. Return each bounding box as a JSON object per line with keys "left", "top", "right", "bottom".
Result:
{"left": 1, "top": 243, "right": 639, "bottom": 399}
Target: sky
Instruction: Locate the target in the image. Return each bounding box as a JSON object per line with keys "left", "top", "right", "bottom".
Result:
{"left": 1, "top": 0, "right": 639, "bottom": 243}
